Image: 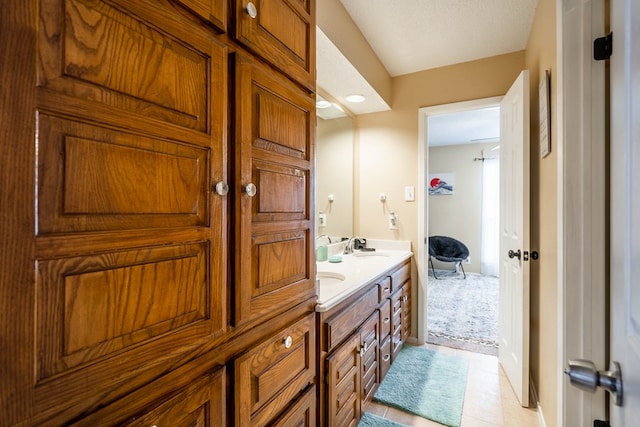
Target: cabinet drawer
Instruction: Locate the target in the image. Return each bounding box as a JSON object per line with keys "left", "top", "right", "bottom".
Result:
{"left": 378, "top": 277, "right": 391, "bottom": 302}
{"left": 270, "top": 385, "right": 316, "bottom": 427}
{"left": 379, "top": 299, "right": 391, "bottom": 341}
{"left": 235, "top": 314, "right": 316, "bottom": 426}
{"left": 325, "top": 286, "right": 379, "bottom": 350}
{"left": 124, "top": 368, "right": 226, "bottom": 427}
{"left": 379, "top": 337, "right": 392, "bottom": 380}
{"left": 390, "top": 261, "right": 410, "bottom": 292}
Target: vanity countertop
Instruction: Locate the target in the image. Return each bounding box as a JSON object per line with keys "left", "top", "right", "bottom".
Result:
{"left": 315, "top": 240, "right": 412, "bottom": 312}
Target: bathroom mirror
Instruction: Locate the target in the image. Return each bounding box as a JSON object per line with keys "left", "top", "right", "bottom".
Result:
{"left": 315, "top": 94, "right": 354, "bottom": 240}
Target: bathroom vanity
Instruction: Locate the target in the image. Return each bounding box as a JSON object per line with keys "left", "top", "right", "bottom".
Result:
{"left": 315, "top": 243, "right": 412, "bottom": 426}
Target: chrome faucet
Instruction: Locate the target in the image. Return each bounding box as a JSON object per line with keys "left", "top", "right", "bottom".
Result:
{"left": 343, "top": 237, "right": 355, "bottom": 254}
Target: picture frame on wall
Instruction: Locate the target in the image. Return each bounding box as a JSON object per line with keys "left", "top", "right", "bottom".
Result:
{"left": 539, "top": 69, "right": 551, "bottom": 158}
{"left": 428, "top": 173, "right": 454, "bottom": 195}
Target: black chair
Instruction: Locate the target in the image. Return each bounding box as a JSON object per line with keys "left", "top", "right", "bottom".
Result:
{"left": 428, "top": 236, "right": 470, "bottom": 279}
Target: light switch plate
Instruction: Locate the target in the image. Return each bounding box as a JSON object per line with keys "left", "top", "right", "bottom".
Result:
{"left": 404, "top": 186, "right": 415, "bottom": 201}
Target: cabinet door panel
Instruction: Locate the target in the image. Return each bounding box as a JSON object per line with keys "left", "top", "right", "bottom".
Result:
{"left": 31, "top": 1, "right": 228, "bottom": 422}
{"left": 326, "top": 333, "right": 361, "bottom": 427}
{"left": 235, "top": 56, "right": 315, "bottom": 325}
{"left": 360, "top": 313, "right": 380, "bottom": 404}
{"left": 234, "top": 0, "right": 315, "bottom": 90}
{"left": 37, "top": 115, "right": 210, "bottom": 233}
{"left": 39, "top": 0, "right": 226, "bottom": 133}
{"left": 401, "top": 281, "right": 411, "bottom": 342}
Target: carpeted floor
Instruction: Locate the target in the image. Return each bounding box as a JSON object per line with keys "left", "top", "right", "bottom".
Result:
{"left": 427, "top": 269, "right": 499, "bottom": 355}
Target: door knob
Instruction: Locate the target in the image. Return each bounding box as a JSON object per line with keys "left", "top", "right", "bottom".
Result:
{"left": 565, "top": 359, "right": 623, "bottom": 406}
{"left": 508, "top": 249, "right": 521, "bottom": 260}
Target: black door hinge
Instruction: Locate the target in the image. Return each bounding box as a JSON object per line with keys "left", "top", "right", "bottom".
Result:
{"left": 594, "top": 420, "right": 610, "bottom": 427}
{"left": 594, "top": 33, "right": 613, "bottom": 60}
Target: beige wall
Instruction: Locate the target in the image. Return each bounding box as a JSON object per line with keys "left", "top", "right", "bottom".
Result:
{"left": 525, "top": 0, "right": 558, "bottom": 423}
{"left": 333, "top": 1, "right": 558, "bottom": 423}
{"left": 316, "top": 117, "right": 354, "bottom": 239}
{"left": 355, "top": 51, "right": 525, "bottom": 251}
{"left": 429, "top": 142, "right": 498, "bottom": 274}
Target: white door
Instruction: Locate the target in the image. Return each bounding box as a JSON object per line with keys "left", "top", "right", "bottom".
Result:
{"left": 610, "top": 0, "right": 640, "bottom": 423}
{"left": 498, "top": 70, "right": 530, "bottom": 407}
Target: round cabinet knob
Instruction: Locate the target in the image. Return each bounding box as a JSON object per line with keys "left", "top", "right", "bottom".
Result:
{"left": 246, "top": 2, "right": 257, "bottom": 18}
{"left": 245, "top": 183, "right": 257, "bottom": 197}
{"left": 283, "top": 335, "right": 293, "bottom": 349}
{"left": 214, "top": 181, "right": 229, "bottom": 196}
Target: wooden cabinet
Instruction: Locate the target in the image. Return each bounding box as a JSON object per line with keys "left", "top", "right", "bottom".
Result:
{"left": 318, "top": 259, "right": 412, "bottom": 426}
{"left": 234, "top": 55, "right": 315, "bottom": 326}
{"left": 1, "top": 0, "right": 316, "bottom": 425}
{"left": 234, "top": 0, "right": 316, "bottom": 90}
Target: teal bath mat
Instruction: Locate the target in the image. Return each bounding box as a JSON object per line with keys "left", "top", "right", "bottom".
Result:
{"left": 358, "top": 412, "right": 407, "bottom": 427}
{"left": 373, "top": 346, "right": 469, "bottom": 427}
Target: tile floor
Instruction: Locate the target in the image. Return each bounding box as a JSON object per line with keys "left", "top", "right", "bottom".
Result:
{"left": 365, "top": 343, "right": 540, "bottom": 427}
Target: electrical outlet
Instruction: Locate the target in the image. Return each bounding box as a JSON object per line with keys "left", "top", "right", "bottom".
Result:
{"left": 318, "top": 212, "right": 327, "bottom": 227}
{"left": 388, "top": 212, "right": 399, "bottom": 230}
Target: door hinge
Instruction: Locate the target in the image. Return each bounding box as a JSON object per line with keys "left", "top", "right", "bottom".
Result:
{"left": 594, "top": 33, "right": 613, "bottom": 60}
{"left": 594, "top": 420, "right": 610, "bottom": 427}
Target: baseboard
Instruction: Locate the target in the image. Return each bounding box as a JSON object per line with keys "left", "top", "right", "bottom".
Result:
{"left": 406, "top": 337, "right": 421, "bottom": 346}
{"left": 530, "top": 378, "right": 547, "bottom": 427}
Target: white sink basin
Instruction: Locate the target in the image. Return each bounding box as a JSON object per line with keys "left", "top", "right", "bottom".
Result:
{"left": 317, "top": 271, "right": 346, "bottom": 286}
{"left": 353, "top": 251, "right": 391, "bottom": 258}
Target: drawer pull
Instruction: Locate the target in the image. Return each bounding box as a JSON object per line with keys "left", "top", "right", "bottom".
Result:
{"left": 383, "top": 317, "right": 390, "bottom": 324}
{"left": 283, "top": 335, "right": 293, "bottom": 349}
{"left": 402, "top": 295, "right": 408, "bottom": 302}
{"left": 246, "top": 2, "right": 257, "bottom": 18}
{"left": 383, "top": 287, "right": 390, "bottom": 292}
{"left": 383, "top": 354, "right": 391, "bottom": 362}
{"left": 244, "top": 182, "right": 257, "bottom": 197}
{"left": 214, "top": 181, "right": 229, "bottom": 196}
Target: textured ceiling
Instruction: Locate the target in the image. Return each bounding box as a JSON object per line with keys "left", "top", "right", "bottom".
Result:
{"left": 339, "top": 0, "right": 538, "bottom": 77}
{"left": 316, "top": 1, "right": 538, "bottom": 144}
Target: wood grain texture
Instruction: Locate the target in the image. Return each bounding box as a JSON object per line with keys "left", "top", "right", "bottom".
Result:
{"left": 234, "top": 0, "right": 316, "bottom": 90}
{"left": 173, "top": 0, "right": 227, "bottom": 32}
{"left": 235, "top": 314, "right": 316, "bottom": 427}
{"left": 234, "top": 55, "right": 315, "bottom": 326}
{"left": 37, "top": 114, "right": 209, "bottom": 233}
{"left": 270, "top": 385, "right": 316, "bottom": 427}
{"left": 325, "top": 332, "right": 361, "bottom": 427}
{"left": 0, "top": 2, "right": 38, "bottom": 424}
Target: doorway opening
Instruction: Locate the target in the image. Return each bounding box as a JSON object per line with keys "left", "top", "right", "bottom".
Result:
{"left": 417, "top": 97, "right": 502, "bottom": 356}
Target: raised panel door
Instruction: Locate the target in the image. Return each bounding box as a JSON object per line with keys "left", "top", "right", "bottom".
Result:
{"left": 234, "top": 55, "right": 315, "bottom": 326}
{"left": 325, "top": 332, "right": 361, "bottom": 427}
{"left": 234, "top": 0, "right": 315, "bottom": 90}
{"left": 360, "top": 312, "right": 380, "bottom": 404}
{"left": 29, "top": 0, "right": 229, "bottom": 423}
{"left": 401, "top": 281, "right": 411, "bottom": 343}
